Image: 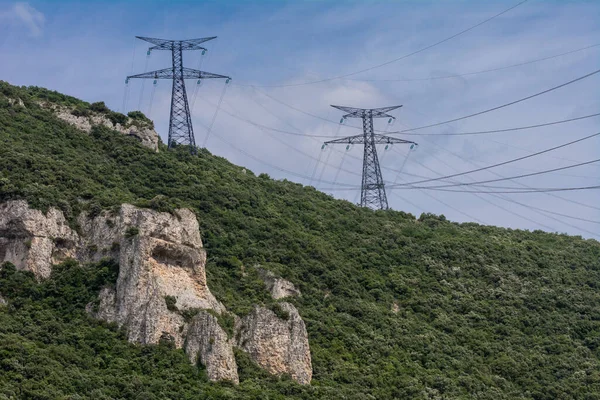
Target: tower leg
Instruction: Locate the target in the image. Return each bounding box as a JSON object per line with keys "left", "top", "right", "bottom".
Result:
{"left": 168, "top": 43, "right": 196, "bottom": 154}
{"left": 361, "top": 113, "right": 388, "bottom": 210}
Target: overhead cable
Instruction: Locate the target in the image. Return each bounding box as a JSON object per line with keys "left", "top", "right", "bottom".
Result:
{"left": 392, "top": 158, "right": 600, "bottom": 189}
{"left": 397, "top": 68, "right": 600, "bottom": 132}
{"left": 234, "top": 0, "right": 529, "bottom": 87}
{"left": 390, "top": 113, "right": 600, "bottom": 136}
{"left": 351, "top": 43, "right": 600, "bottom": 82}
{"left": 393, "top": 131, "right": 600, "bottom": 186}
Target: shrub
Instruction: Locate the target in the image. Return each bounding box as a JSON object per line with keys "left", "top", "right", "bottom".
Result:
{"left": 107, "top": 111, "right": 128, "bottom": 127}
{"left": 89, "top": 101, "right": 110, "bottom": 113}
{"left": 164, "top": 295, "right": 178, "bottom": 312}
{"left": 124, "top": 227, "right": 139, "bottom": 238}
{"left": 270, "top": 303, "right": 290, "bottom": 321}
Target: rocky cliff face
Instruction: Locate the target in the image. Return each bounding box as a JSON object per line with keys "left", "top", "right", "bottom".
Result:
{"left": 236, "top": 303, "right": 312, "bottom": 385}
{"left": 185, "top": 311, "right": 239, "bottom": 383}
{"left": 0, "top": 200, "right": 78, "bottom": 279}
{"left": 82, "top": 205, "right": 224, "bottom": 347}
{"left": 0, "top": 200, "right": 312, "bottom": 385}
{"left": 43, "top": 104, "right": 160, "bottom": 151}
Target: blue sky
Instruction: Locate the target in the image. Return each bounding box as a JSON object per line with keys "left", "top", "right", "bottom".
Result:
{"left": 1, "top": 0, "right": 599, "bottom": 238}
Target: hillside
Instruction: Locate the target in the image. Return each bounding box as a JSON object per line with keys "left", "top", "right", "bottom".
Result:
{"left": 1, "top": 81, "right": 600, "bottom": 399}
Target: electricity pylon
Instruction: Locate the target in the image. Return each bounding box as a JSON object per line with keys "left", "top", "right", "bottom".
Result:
{"left": 127, "top": 36, "right": 230, "bottom": 154}
{"left": 325, "top": 105, "right": 417, "bottom": 210}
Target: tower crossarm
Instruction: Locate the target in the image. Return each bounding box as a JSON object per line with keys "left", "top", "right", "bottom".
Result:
{"left": 128, "top": 68, "right": 230, "bottom": 80}
{"left": 325, "top": 134, "right": 416, "bottom": 146}
{"left": 136, "top": 36, "right": 216, "bottom": 51}
{"left": 372, "top": 134, "right": 416, "bottom": 145}
{"left": 324, "top": 134, "right": 365, "bottom": 145}
{"left": 331, "top": 105, "right": 402, "bottom": 119}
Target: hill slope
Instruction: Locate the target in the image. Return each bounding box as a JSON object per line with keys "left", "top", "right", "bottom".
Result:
{"left": 1, "top": 81, "right": 600, "bottom": 399}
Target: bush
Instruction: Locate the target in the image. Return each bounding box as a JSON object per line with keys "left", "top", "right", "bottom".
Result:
{"left": 71, "top": 105, "right": 90, "bottom": 117}
{"left": 127, "top": 110, "right": 154, "bottom": 128}
{"left": 270, "top": 303, "right": 290, "bottom": 320}
{"left": 107, "top": 111, "right": 127, "bottom": 127}
{"left": 164, "top": 295, "right": 178, "bottom": 312}
{"left": 124, "top": 227, "right": 139, "bottom": 238}
{"left": 89, "top": 101, "right": 110, "bottom": 113}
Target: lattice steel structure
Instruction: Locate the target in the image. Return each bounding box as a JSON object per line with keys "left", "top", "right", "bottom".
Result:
{"left": 326, "top": 105, "right": 417, "bottom": 210}
{"left": 127, "top": 36, "right": 230, "bottom": 154}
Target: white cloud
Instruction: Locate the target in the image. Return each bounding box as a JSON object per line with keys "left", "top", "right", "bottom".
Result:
{"left": 0, "top": 2, "right": 45, "bottom": 37}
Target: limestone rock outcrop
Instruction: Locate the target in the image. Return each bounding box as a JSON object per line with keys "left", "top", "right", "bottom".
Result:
{"left": 257, "top": 267, "right": 301, "bottom": 300}
{"left": 0, "top": 200, "right": 78, "bottom": 279}
{"left": 44, "top": 103, "right": 160, "bottom": 151}
{"left": 82, "top": 205, "right": 224, "bottom": 347}
{"left": 7, "top": 97, "right": 25, "bottom": 107}
{"left": 0, "top": 200, "right": 313, "bottom": 385}
{"left": 0, "top": 295, "right": 6, "bottom": 306}
{"left": 185, "top": 311, "right": 239, "bottom": 383}
{"left": 235, "top": 303, "right": 312, "bottom": 385}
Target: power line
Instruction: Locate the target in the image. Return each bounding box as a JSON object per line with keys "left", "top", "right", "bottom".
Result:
{"left": 411, "top": 136, "right": 600, "bottom": 236}
{"left": 397, "top": 68, "right": 600, "bottom": 132}
{"left": 390, "top": 184, "right": 488, "bottom": 225}
{"left": 195, "top": 118, "right": 357, "bottom": 188}
{"left": 394, "top": 131, "right": 600, "bottom": 186}
{"left": 387, "top": 152, "right": 555, "bottom": 228}
{"left": 392, "top": 147, "right": 563, "bottom": 232}
{"left": 216, "top": 98, "right": 362, "bottom": 181}
{"left": 350, "top": 43, "right": 600, "bottom": 82}
{"left": 203, "top": 88, "right": 600, "bottom": 193}
{"left": 243, "top": 86, "right": 600, "bottom": 139}
{"left": 415, "top": 185, "right": 600, "bottom": 194}
{"left": 424, "top": 153, "right": 600, "bottom": 236}
{"left": 395, "top": 104, "right": 600, "bottom": 213}
{"left": 216, "top": 86, "right": 600, "bottom": 194}
{"left": 234, "top": 0, "right": 529, "bottom": 87}
{"left": 412, "top": 132, "right": 600, "bottom": 223}
{"left": 199, "top": 88, "right": 450, "bottom": 182}
{"left": 393, "top": 158, "right": 600, "bottom": 189}
{"left": 389, "top": 113, "right": 600, "bottom": 136}
{"left": 502, "top": 198, "right": 600, "bottom": 225}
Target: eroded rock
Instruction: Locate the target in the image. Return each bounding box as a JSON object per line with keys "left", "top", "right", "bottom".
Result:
{"left": 84, "top": 205, "right": 224, "bottom": 347}
{"left": 0, "top": 295, "right": 6, "bottom": 306}
{"left": 0, "top": 200, "right": 313, "bottom": 384}
{"left": 47, "top": 104, "right": 160, "bottom": 151}
{"left": 185, "top": 311, "right": 239, "bottom": 383}
{"left": 235, "top": 303, "right": 312, "bottom": 385}
{"left": 257, "top": 267, "right": 301, "bottom": 300}
{"left": 7, "top": 98, "right": 25, "bottom": 107}
{"left": 0, "top": 200, "right": 78, "bottom": 279}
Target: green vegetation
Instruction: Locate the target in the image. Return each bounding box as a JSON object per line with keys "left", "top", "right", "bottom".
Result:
{"left": 1, "top": 80, "right": 600, "bottom": 399}
{"left": 164, "top": 295, "right": 178, "bottom": 312}
{"left": 124, "top": 226, "right": 140, "bottom": 239}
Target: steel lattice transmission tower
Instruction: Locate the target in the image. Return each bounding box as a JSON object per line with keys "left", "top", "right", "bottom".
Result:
{"left": 127, "top": 36, "right": 231, "bottom": 154}
{"left": 326, "top": 105, "right": 417, "bottom": 210}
